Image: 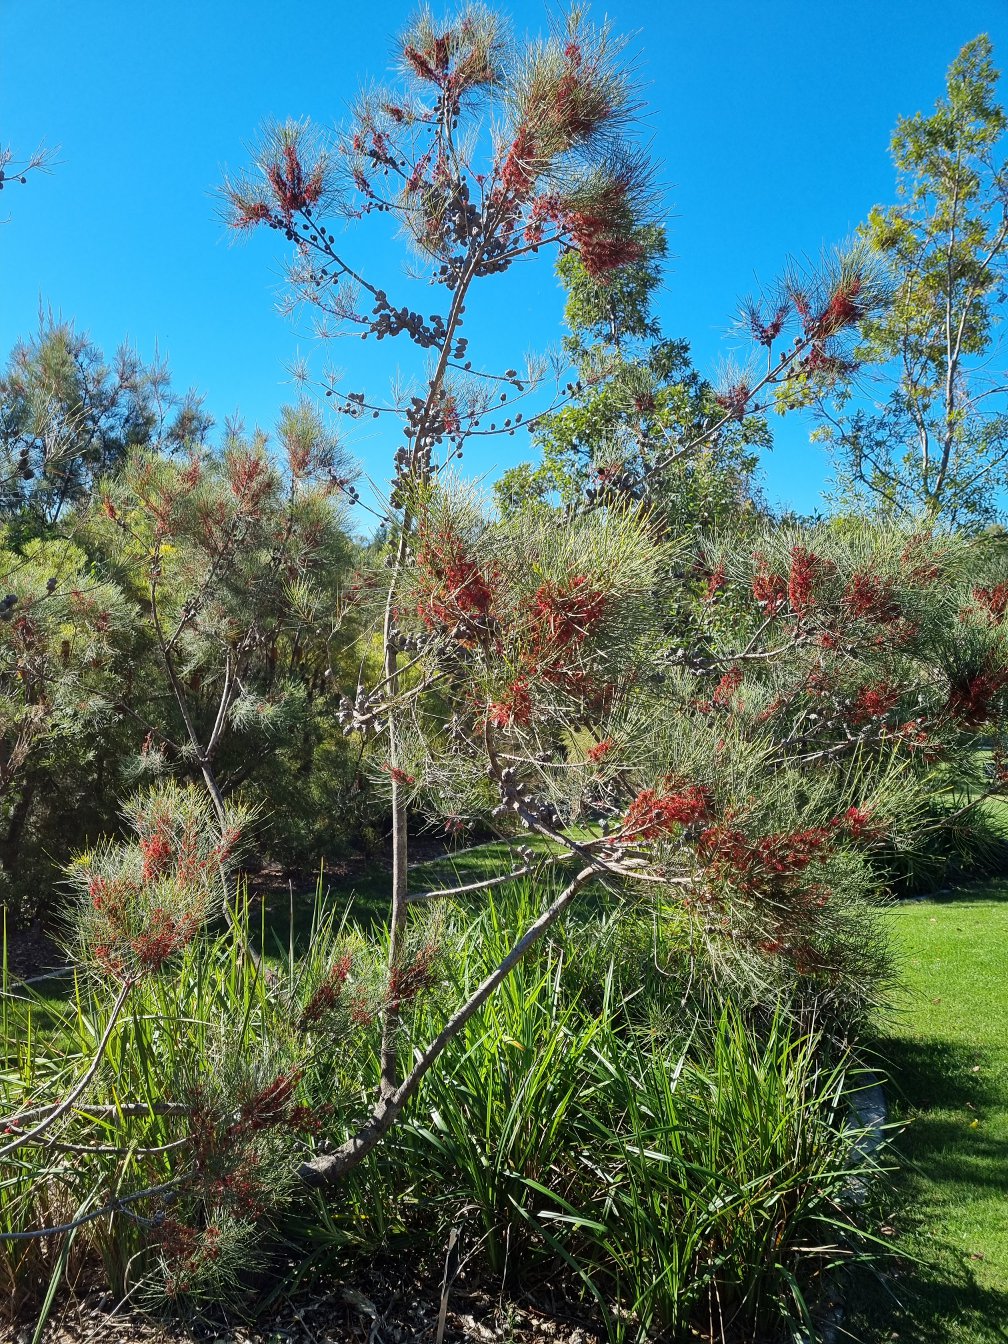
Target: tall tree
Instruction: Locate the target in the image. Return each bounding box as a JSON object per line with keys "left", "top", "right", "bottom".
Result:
{"left": 808, "top": 35, "right": 1008, "bottom": 530}
{"left": 495, "top": 225, "right": 770, "bottom": 531}
{"left": 0, "top": 317, "right": 211, "bottom": 528}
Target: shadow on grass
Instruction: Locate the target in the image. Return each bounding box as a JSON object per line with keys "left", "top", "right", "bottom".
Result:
{"left": 896, "top": 877, "right": 1008, "bottom": 906}
{"left": 847, "top": 1259, "right": 1008, "bottom": 1344}
{"left": 251, "top": 838, "right": 582, "bottom": 958}
{"left": 848, "top": 1031, "right": 1008, "bottom": 1342}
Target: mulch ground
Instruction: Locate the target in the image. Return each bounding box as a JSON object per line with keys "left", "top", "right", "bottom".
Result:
{"left": 3, "top": 1264, "right": 604, "bottom": 1344}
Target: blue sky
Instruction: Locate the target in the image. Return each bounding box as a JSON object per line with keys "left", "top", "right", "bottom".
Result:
{"left": 3, "top": 0, "right": 1007, "bottom": 520}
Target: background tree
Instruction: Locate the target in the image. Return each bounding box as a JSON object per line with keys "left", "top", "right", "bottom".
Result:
{"left": 496, "top": 224, "right": 771, "bottom": 535}
{"left": 0, "top": 316, "right": 212, "bottom": 531}
{"left": 809, "top": 35, "right": 1008, "bottom": 530}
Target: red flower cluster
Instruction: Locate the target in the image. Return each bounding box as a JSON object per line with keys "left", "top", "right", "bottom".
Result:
{"left": 528, "top": 575, "right": 608, "bottom": 655}
{"left": 299, "top": 953, "right": 353, "bottom": 1028}
{"left": 386, "top": 943, "right": 438, "bottom": 1005}
{"left": 947, "top": 665, "right": 1008, "bottom": 725}
{"left": 226, "top": 1069, "right": 305, "bottom": 1142}
{"left": 697, "top": 822, "right": 835, "bottom": 892}
{"left": 586, "top": 737, "right": 614, "bottom": 764}
{"left": 500, "top": 123, "right": 539, "bottom": 197}
{"left": 850, "top": 682, "right": 900, "bottom": 724}
{"left": 715, "top": 381, "right": 751, "bottom": 421}
{"left": 416, "top": 524, "right": 497, "bottom": 630}
{"left": 264, "top": 140, "right": 325, "bottom": 223}
{"left": 704, "top": 562, "right": 726, "bottom": 601}
{"left": 620, "top": 782, "right": 712, "bottom": 840}
{"left": 972, "top": 584, "right": 1008, "bottom": 621}
{"left": 130, "top": 904, "right": 203, "bottom": 972}
{"left": 834, "top": 806, "right": 883, "bottom": 842}
{"left": 488, "top": 676, "right": 533, "bottom": 728}
{"left": 788, "top": 545, "right": 833, "bottom": 614}
{"left": 842, "top": 572, "right": 900, "bottom": 623}
{"left": 140, "top": 825, "right": 173, "bottom": 882}
{"left": 563, "top": 181, "right": 643, "bottom": 280}
{"left": 160, "top": 1219, "right": 222, "bottom": 1298}
{"left": 900, "top": 535, "right": 944, "bottom": 585}
{"left": 715, "top": 666, "right": 747, "bottom": 709}
{"left": 752, "top": 565, "right": 787, "bottom": 614}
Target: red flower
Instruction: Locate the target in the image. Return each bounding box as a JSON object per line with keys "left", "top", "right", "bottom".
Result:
{"left": 299, "top": 954, "right": 353, "bottom": 1027}
{"left": 715, "top": 381, "right": 751, "bottom": 421}
{"left": 947, "top": 666, "right": 1008, "bottom": 725}
{"left": 527, "top": 575, "right": 608, "bottom": 656}
{"left": 835, "top": 806, "right": 883, "bottom": 842}
{"left": 488, "top": 677, "right": 533, "bottom": 729}
{"left": 586, "top": 737, "right": 614, "bottom": 764}
{"left": 973, "top": 584, "right": 1008, "bottom": 621}
{"left": 752, "top": 565, "right": 787, "bottom": 614}
{"left": 712, "top": 666, "right": 743, "bottom": 708}
{"left": 850, "top": 682, "right": 899, "bottom": 724}
{"left": 621, "top": 782, "right": 711, "bottom": 840}
{"left": 697, "top": 823, "right": 834, "bottom": 890}
{"left": 140, "top": 827, "right": 173, "bottom": 882}
{"left": 704, "top": 562, "right": 726, "bottom": 601}
{"left": 788, "top": 545, "right": 830, "bottom": 614}
{"left": 416, "top": 524, "right": 497, "bottom": 630}
{"left": 810, "top": 274, "right": 864, "bottom": 340}
{"left": 842, "top": 572, "right": 900, "bottom": 623}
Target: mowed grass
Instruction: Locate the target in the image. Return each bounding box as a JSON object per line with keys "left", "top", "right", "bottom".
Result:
{"left": 849, "top": 882, "right": 1008, "bottom": 1342}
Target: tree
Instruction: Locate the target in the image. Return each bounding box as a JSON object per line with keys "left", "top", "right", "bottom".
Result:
{"left": 495, "top": 224, "right": 770, "bottom": 533}
{"left": 8, "top": 6, "right": 1008, "bottom": 1316}
{"left": 0, "top": 316, "right": 211, "bottom": 529}
{"left": 809, "top": 35, "right": 1008, "bottom": 530}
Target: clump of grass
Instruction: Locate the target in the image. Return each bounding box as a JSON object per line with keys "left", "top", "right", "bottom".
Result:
{"left": 393, "top": 884, "right": 885, "bottom": 1343}
{"left": 2, "top": 878, "right": 888, "bottom": 1343}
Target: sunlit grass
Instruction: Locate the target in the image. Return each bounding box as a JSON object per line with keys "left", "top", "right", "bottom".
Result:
{"left": 849, "top": 881, "right": 1008, "bottom": 1343}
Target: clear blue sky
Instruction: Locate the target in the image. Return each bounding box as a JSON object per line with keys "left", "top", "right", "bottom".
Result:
{"left": 3, "top": 1, "right": 1007, "bottom": 519}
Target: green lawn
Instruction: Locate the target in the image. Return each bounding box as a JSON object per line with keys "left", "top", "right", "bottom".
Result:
{"left": 849, "top": 882, "right": 1008, "bottom": 1343}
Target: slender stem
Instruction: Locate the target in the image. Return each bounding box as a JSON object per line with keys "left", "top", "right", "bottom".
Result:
{"left": 0, "top": 1173, "right": 192, "bottom": 1242}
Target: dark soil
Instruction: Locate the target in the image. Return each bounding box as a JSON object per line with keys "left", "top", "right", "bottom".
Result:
{"left": 5, "top": 1260, "right": 605, "bottom": 1344}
